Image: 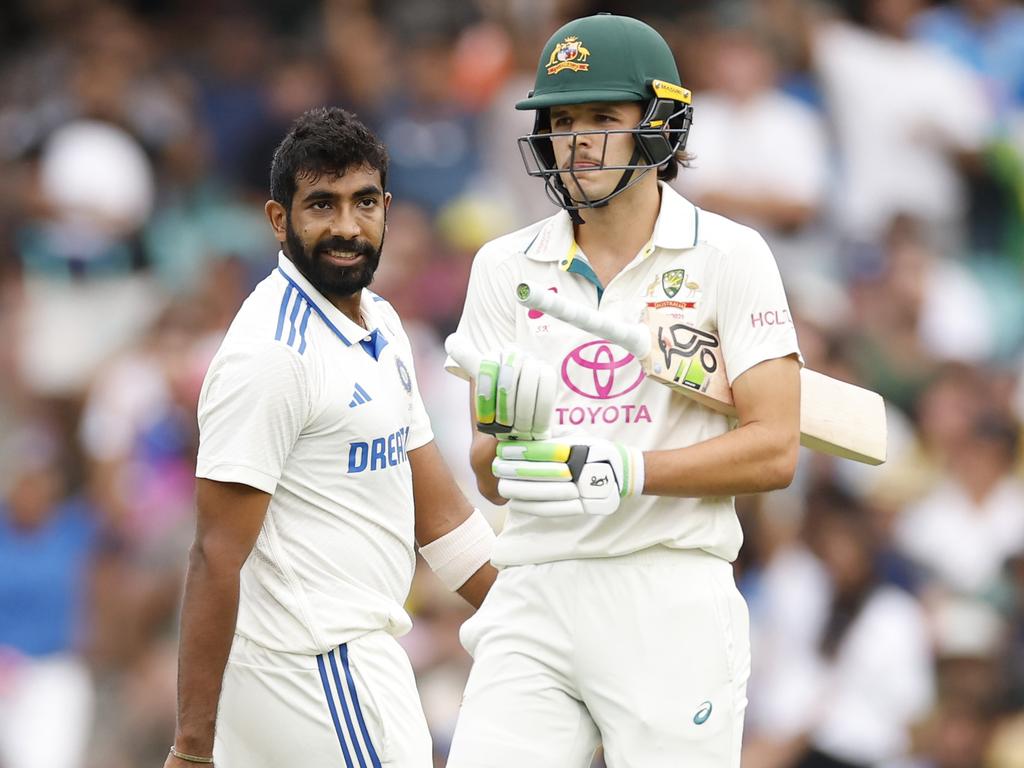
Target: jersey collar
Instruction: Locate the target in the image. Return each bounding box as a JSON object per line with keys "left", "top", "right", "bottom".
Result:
{"left": 522, "top": 182, "right": 700, "bottom": 264}
{"left": 276, "top": 252, "right": 388, "bottom": 359}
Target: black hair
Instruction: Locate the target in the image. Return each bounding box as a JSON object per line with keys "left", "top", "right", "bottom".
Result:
{"left": 658, "top": 149, "right": 693, "bottom": 182}
{"left": 270, "top": 107, "right": 389, "bottom": 212}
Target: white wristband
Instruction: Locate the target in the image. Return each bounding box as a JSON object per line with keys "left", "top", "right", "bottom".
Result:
{"left": 418, "top": 509, "right": 495, "bottom": 591}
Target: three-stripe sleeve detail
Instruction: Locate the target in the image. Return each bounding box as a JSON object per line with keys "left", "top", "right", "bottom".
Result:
{"left": 275, "top": 287, "right": 312, "bottom": 355}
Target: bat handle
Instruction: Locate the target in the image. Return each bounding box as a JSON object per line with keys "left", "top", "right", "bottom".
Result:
{"left": 444, "top": 334, "right": 482, "bottom": 378}
{"left": 515, "top": 281, "right": 651, "bottom": 359}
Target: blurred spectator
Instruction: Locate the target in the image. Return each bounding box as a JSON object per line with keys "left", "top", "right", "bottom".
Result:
{"left": 912, "top": 0, "right": 1024, "bottom": 260}
{"left": 376, "top": 32, "right": 483, "bottom": 214}
{"left": 15, "top": 116, "right": 164, "bottom": 396}
{"left": 323, "top": 0, "right": 400, "bottom": 117}
{"left": 674, "top": 21, "right": 830, "bottom": 274}
{"left": 745, "top": 484, "right": 934, "bottom": 768}
{"left": 913, "top": 0, "right": 1024, "bottom": 125}
{"left": 193, "top": 13, "right": 272, "bottom": 185}
{"left": 870, "top": 363, "right": 988, "bottom": 510}
{"left": 905, "top": 698, "right": 999, "bottom": 768}
{"left": 808, "top": 0, "right": 993, "bottom": 249}
{"left": 895, "top": 411, "right": 1024, "bottom": 600}
{"left": 847, "top": 216, "right": 995, "bottom": 411}
{"left": 0, "top": 424, "right": 100, "bottom": 768}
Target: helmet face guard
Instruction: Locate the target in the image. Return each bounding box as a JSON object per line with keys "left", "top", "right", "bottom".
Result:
{"left": 517, "top": 95, "right": 693, "bottom": 211}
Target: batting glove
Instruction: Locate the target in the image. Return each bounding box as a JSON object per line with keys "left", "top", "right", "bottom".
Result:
{"left": 491, "top": 436, "right": 645, "bottom": 516}
{"left": 475, "top": 347, "right": 557, "bottom": 440}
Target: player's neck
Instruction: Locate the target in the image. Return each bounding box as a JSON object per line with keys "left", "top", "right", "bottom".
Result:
{"left": 327, "top": 291, "right": 364, "bottom": 327}
{"left": 573, "top": 178, "right": 661, "bottom": 279}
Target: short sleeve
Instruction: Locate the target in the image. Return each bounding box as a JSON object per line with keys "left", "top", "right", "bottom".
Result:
{"left": 716, "top": 228, "right": 802, "bottom": 384}
{"left": 196, "top": 341, "right": 310, "bottom": 494}
{"left": 400, "top": 338, "right": 435, "bottom": 452}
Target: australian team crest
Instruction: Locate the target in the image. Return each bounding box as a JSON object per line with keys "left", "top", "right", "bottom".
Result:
{"left": 547, "top": 36, "right": 591, "bottom": 75}
{"left": 662, "top": 269, "right": 685, "bottom": 299}
{"left": 395, "top": 357, "right": 412, "bottom": 394}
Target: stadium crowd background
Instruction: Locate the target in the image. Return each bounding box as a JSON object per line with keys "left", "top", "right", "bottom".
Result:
{"left": 1, "top": 0, "right": 1024, "bottom": 766}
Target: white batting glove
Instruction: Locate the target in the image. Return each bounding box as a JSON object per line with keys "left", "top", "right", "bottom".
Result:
{"left": 474, "top": 348, "right": 557, "bottom": 440}
{"left": 491, "top": 436, "right": 645, "bottom": 516}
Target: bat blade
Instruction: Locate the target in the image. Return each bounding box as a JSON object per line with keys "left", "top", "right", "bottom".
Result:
{"left": 515, "top": 281, "right": 887, "bottom": 465}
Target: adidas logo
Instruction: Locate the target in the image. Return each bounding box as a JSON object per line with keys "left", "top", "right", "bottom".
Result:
{"left": 348, "top": 383, "right": 372, "bottom": 408}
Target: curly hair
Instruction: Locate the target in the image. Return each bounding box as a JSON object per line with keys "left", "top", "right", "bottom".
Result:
{"left": 270, "top": 107, "right": 389, "bottom": 210}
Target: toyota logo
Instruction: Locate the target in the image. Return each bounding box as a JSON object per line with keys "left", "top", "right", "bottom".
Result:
{"left": 562, "top": 341, "right": 644, "bottom": 400}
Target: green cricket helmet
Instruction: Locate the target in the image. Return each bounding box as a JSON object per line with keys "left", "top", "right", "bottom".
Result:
{"left": 516, "top": 14, "right": 693, "bottom": 217}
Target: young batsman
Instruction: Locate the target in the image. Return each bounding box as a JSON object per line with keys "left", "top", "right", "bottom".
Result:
{"left": 445, "top": 14, "right": 802, "bottom": 768}
{"left": 164, "top": 107, "right": 496, "bottom": 768}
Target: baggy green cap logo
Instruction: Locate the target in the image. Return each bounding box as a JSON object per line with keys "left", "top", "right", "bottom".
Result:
{"left": 547, "top": 35, "right": 591, "bottom": 75}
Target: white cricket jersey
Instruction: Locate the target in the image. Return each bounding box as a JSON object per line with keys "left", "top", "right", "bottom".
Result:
{"left": 197, "top": 253, "right": 433, "bottom": 655}
{"left": 448, "top": 183, "right": 801, "bottom": 567}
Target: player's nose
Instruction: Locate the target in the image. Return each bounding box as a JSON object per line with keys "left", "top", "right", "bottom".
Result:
{"left": 329, "top": 208, "right": 362, "bottom": 240}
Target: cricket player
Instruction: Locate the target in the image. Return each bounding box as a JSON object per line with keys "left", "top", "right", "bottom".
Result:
{"left": 445, "top": 14, "right": 802, "bottom": 768}
{"left": 165, "top": 107, "right": 496, "bottom": 768}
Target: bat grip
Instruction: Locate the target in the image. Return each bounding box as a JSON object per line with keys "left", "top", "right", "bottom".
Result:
{"left": 515, "top": 281, "right": 651, "bottom": 359}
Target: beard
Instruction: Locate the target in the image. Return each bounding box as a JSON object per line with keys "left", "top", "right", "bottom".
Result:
{"left": 284, "top": 217, "right": 384, "bottom": 298}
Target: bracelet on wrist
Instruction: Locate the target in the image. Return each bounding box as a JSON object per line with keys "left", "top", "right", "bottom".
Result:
{"left": 170, "top": 746, "right": 214, "bottom": 764}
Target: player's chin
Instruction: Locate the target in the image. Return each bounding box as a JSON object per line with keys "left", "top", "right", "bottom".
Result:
{"left": 316, "top": 262, "right": 377, "bottom": 295}
{"left": 560, "top": 170, "right": 613, "bottom": 202}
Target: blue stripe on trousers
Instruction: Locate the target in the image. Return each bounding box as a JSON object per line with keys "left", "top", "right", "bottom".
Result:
{"left": 340, "top": 644, "right": 383, "bottom": 768}
{"left": 317, "top": 653, "right": 355, "bottom": 768}
{"left": 328, "top": 649, "right": 370, "bottom": 768}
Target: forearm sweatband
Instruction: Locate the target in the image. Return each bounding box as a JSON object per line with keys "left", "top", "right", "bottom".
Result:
{"left": 418, "top": 508, "right": 495, "bottom": 591}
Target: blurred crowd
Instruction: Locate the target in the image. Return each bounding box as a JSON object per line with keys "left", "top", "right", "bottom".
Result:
{"left": 0, "top": 0, "right": 1023, "bottom": 766}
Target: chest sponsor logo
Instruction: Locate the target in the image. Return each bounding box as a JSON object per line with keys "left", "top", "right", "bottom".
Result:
{"left": 557, "top": 340, "right": 650, "bottom": 426}
{"left": 562, "top": 340, "right": 644, "bottom": 400}
{"left": 751, "top": 309, "right": 793, "bottom": 328}
{"left": 348, "top": 426, "right": 410, "bottom": 473}
{"left": 555, "top": 403, "right": 652, "bottom": 427}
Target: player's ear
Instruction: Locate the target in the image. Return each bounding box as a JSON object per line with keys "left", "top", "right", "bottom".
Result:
{"left": 383, "top": 191, "right": 392, "bottom": 216}
{"left": 265, "top": 199, "right": 288, "bottom": 243}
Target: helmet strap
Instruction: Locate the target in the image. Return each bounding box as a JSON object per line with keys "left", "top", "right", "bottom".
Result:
{"left": 606, "top": 145, "right": 643, "bottom": 200}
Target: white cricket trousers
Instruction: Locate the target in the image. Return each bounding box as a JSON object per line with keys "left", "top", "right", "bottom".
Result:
{"left": 447, "top": 546, "right": 751, "bottom": 768}
{"left": 214, "top": 631, "right": 432, "bottom": 767}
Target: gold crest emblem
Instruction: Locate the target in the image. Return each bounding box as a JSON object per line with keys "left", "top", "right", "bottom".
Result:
{"left": 547, "top": 36, "right": 591, "bottom": 75}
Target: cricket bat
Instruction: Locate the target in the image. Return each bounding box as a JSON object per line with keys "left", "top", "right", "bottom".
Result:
{"left": 514, "top": 281, "right": 887, "bottom": 465}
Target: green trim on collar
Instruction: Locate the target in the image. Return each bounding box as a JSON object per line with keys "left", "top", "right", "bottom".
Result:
{"left": 566, "top": 258, "right": 604, "bottom": 302}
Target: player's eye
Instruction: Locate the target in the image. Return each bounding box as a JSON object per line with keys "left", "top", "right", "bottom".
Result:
{"left": 311, "top": 200, "right": 331, "bottom": 210}
{"left": 358, "top": 198, "right": 378, "bottom": 208}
